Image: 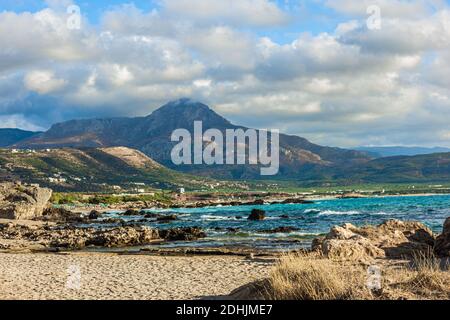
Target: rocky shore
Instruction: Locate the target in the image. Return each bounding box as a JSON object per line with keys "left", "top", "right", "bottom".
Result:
{"left": 0, "top": 183, "right": 449, "bottom": 300}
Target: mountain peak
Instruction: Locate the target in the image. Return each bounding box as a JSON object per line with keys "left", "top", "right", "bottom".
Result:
{"left": 157, "top": 98, "right": 212, "bottom": 113}
{"left": 148, "top": 98, "right": 232, "bottom": 129}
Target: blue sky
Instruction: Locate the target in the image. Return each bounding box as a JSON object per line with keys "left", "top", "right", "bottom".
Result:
{"left": 1, "top": 0, "right": 450, "bottom": 147}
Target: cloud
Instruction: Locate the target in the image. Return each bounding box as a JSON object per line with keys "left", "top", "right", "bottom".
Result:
{"left": 24, "top": 70, "right": 67, "bottom": 94}
{"left": 161, "top": 0, "right": 289, "bottom": 27}
{"left": 1, "top": 1, "right": 450, "bottom": 148}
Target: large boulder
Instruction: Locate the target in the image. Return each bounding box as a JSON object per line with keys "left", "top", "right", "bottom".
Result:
{"left": 159, "top": 227, "right": 206, "bottom": 241}
{"left": 85, "top": 226, "right": 159, "bottom": 248}
{"left": 434, "top": 217, "right": 450, "bottom": 257}
{"left": 313, "top": 219, "right": 436, "bottom": 261}
{"left": 39, "top": 207, "right": 85, "bottom": 223}
{"left": 0, "top": 183, "right": 52, "bottom": 220}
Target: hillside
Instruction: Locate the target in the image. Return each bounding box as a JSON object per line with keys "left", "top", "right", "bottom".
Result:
{"left": 14, "top": 99, "right": 372, "bottom": 179}
{"left": 0, "top": 147, "right": 225, "bottom": 192}
{"left": 356, "top": 146, "right": 450, "bottom": 158}
{"left": 0, "top": 128, "right": 40, "bottom": 147}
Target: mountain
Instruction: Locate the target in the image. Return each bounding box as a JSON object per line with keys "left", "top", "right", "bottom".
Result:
{"left": 356, "top": 146, "right": 450, "bottom": 158}
{"left": 0, "top": 128, "right": 40, "bottom": 147}
{"left": 346, "top": 153, "right": 450, "bottom": 184}
{"left": 0, "top": 146, "right": 219, "bottom": 192}
{"left": 15, "top": 99, "right": 372, "bottom": 180}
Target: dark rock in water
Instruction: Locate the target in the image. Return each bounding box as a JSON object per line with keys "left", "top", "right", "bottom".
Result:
{"left": 144, "top": 213, "right": 162, "bottom": 219}
{"left": 280, "top": 215, "right": 289, "bottom": 219}
{"left": 435, "top": 217, "right": 450, "bottom": 257}
{"left": 248, "top": 209, "right": 266, "bottom": 221}
{"left": 157, "top": 214, "right": 178, "bottom": 223}
{"left": 123, "top": 209, "right": 139, "bottom": 216}
{"left": 98, "top": 218, "right": 124, "bottom": 224}
{"left": 282, "top": 198, "right": 314, "bottom": 204}
{"left": 214, "top": 227, "right": 240, "bottom": 233}
{"left": 160, "top": 227, "right": 206, "bottom": 241}
{"left": 88, "top": 210, "right": 102, "bottom": 220}
{"left": 260, "top": 226, "right": 299, "bottom": 234}
{"left": 235, "top": 216, "right": 243, "bottom": 220}
{"left": 84, "top": 226, "right": 159, "bottom": 248}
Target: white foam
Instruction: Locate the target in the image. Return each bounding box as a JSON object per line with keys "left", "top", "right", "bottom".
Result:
{"left": 319, "top": 210, "right": 360, "bottom": 216}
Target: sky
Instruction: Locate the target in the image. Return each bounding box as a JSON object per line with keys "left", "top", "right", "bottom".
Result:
{"left": 1, "top": 0, "right": 450, "bottom": 148}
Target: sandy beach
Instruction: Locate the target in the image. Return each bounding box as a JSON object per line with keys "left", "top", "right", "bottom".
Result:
{"left": 0, "top": 252, "right": 272, "bottom": 300}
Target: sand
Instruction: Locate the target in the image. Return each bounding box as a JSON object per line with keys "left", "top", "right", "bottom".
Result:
{"left": 0, "top": 252, "right": 272, "bottom": 300}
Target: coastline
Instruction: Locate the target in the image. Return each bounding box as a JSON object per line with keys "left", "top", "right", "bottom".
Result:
{"left": 67, "top": 192, "right": 450, "bottom": 214}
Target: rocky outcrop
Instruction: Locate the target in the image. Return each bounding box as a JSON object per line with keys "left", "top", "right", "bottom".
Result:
{"left": 0, "top": 183, "right": 52, "bottom": 220}
{"left": 157, "top": 214, "right": 178, "bottom": 222}
{"left": 39, "top": 207, "right": 85, "bottom": 223}
{"left": 248, "top": 209, "right": 266, "bottom": 221}
{"left": 281, "top": 198, "right": 314, "bottom": 204}
{"left": 313, "top": 220, "right": 436, "bottom": 261}
{"left": 435, "top": 217, "right": 450, "bottom": 257}
{"left": 159, "top": 227, "right": 206, "bottom": 241}
{"left": 260, "top": 227, "right": 299, "bottom": 234}
{"left": 0, "top": 221, "right": 207, "bottom": 250}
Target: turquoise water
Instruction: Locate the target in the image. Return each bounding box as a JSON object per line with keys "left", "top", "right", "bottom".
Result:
{"left": 102, "top": 195, "right": 450, "bottom": 251}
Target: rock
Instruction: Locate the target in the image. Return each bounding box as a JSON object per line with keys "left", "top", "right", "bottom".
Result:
{"left": 326, "top": 225, "right": 362, "bottom": 240}
{"left": 244, "top": 199, "right": 265, "bottom": 206}
{"left": 85, "top": 226, "right": 159, "bottom": 248}
{"left": 157, "top": 214, "right": 178, "bottom": 222}
{"left": 88, "top": 210, "right": 102, "bottom": 220}
{"left": 0, "top": 183, "right": 52, "bottom": 220}
{"left": 313, "top": 219, "right": 436, "bottom": 260}
{"left": 322, "top": 238, "right": 385, "bottom": 261}
{"left": 122, "top": 209, "right": 139, "bottom": 216}
{"left": 280, "top": 215, "right": 289, "bottom": 219}
{"left": 435, "top": 217, "right": 450, "bottom": 257}
{"left": 282, "top": 198, "right": 314, "bottom": 204}
{"left": 260, "top": 226, "right": 299, "bottom": 234}
{"left": 248, "top": 209, "right": 266, "bottom": 221}
{"left": 340, "top": 193, "right": 366, "bottom": 199}
{"left": 0, "top": 221, "right": 207, "bottom": 250}
{"left": 39, "top": 207, "right": 84, "bottom": 223}
{"left": 144, "top": 213, "right": 161, "bottom": 219}
{"left": 311, "top": 236, "right": 325, "bottom": 251}
{"left": 160, "top": 227, "right": 206, "bottom": 241}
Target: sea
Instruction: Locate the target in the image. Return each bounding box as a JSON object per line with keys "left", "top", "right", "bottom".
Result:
{"left": 96, "top": 194, "right": 450, "bottom": 252}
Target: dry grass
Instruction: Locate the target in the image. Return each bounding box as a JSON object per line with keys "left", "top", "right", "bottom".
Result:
{"left": 389, "top": 251, "right": 450, "bottom": 299}
{"left": 258, "top": 252, "right": 449, "bottom": 300}
{"left": 264, "top": 253, "right": 371, "bottom": 300}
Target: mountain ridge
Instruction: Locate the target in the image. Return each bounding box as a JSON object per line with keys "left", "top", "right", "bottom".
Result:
{"left": 0, "top": 128, "right": 41, "bottom": 147}
{"left": 14, "top": 99, "right": 372, "bottom": 179}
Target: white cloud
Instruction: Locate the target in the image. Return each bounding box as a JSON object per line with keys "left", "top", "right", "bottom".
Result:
{"left": 162, "top": 0, "right": 288, "bottom": 27}
{"left": 24, "top": 70, "right": 67, "bottom": 94}
{"left": 1, "top": 1, "right": 450, "bottom": 147}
